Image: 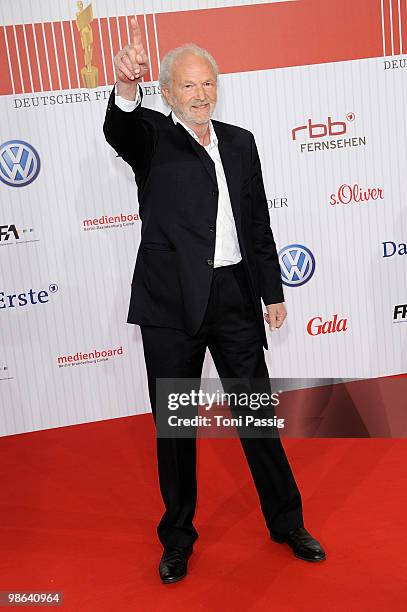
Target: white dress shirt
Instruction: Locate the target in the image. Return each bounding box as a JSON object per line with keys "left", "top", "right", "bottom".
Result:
{"left": 115, "top": 85, "right": 242, "bottom": 268}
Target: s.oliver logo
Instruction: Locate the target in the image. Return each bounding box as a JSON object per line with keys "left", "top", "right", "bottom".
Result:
{"left": 307, "top": 314, "right": 348, "bottom": 336}
{"left": 0, "top": 283, "right": 58, "bottom": 309}
{"left": 330, "top": 184, "right": 384, "bottom": 206}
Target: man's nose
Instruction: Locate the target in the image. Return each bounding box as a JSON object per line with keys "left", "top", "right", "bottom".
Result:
{"left": 195, "top": 85, "right": 206, "bottom": 100}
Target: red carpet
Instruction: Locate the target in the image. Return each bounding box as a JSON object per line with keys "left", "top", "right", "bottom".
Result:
{"left": 1, "top": 415, "right": 406, "bottom": 611}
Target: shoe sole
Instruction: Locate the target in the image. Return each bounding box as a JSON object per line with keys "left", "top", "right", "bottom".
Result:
{"left": 294, "top": 552, "right": 326, "bottom": 562}
{"left": 160, "top": 572, "right": 187, "bottom": 584}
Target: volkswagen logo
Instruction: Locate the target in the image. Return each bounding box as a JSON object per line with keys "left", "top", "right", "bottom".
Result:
{"left": 278, "top": 244, "right": 316, "bottom": 287}
{"left": 0, "top": 140, "right": 41, "bottom": 187}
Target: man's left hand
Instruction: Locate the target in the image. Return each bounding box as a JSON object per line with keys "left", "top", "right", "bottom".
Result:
{"left": 264, "top": 303, "right": 287, "bottom": 331}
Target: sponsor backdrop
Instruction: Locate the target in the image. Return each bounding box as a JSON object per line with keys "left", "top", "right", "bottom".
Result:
{"left": 0, "top": 0, "right": 406, "bottom": 436}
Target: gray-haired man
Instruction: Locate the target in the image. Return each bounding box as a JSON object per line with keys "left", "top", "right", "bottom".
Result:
{"left": 103, "top": 17, "right": 325, "bottom": 584}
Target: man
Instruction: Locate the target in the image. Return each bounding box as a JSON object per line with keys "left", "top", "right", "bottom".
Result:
{"left": 103, "top": 17, "right": 326, "bottom": 584}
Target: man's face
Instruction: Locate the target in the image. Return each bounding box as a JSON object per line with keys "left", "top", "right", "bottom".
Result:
{"left": 163, "top": 52, "right": 217, "bottom": 126}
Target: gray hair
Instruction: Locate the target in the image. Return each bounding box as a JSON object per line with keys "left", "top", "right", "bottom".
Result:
{"left": 158, "top": 43, "right": 219, "bottom": 105}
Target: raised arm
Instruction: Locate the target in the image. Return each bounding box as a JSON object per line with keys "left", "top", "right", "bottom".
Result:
{"left": 103, "top": 17, "right": 155, "bottom": 176}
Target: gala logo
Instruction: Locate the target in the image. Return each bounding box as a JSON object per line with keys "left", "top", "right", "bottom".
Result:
{"left": 307, "top": 314, "right": 348, "bottom": 336}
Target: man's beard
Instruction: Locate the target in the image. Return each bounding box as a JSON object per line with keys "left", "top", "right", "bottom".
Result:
{"left": 172, "top": 100, "right": 215, "bottom": 126}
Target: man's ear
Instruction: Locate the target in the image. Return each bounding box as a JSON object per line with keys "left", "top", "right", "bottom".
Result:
{"left": 161, "top": 86, "right": 171, "bottom": 106}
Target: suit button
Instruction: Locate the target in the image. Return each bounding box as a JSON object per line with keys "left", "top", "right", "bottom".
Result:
{"left": 212, "top": 189, "right": 218, "bottom": 196}
{"left": 209, "top": 225, "right": 215, "bottom": 232}
{"left": 207, "top": 259, "right": 213, "bottom": 266}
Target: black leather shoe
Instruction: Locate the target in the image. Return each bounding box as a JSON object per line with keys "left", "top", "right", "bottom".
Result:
{"left": 271, "top": 527, "right": 326, "bottom": 562}
{"left": 159, "top": 546, "right": 193, "bottom": 584}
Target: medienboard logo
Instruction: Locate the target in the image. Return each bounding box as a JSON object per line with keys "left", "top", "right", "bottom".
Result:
{"left": 0, "top": 140, "right": 41, "bottom": 187}
{"left": 291, "top": 114, "right": 367, "bottom": 153}
{"left": 57, "top": 346, "right": 124, "bottom": 368}
{"left": 393, "top": 304, "right": 407, "bottom": 323}
{"left": 0, "top": 223, "right": 37, "bottom": 245}
{"left": 0, "top": 283, "right": 58, "bottom": 309}
{"left": 82, "top": 213, "right": 140, "bottom": 231}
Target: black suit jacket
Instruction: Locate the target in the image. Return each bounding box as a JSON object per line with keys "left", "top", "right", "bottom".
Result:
{"left": 103, "top": 86, "right": 284, "bottom": 350}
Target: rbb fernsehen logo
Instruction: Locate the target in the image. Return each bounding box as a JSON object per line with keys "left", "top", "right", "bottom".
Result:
{"left": 0, "top": 140, "right": 41, "bottom": 187}
{"left": 278, "top": 244, "right": 316, "bottom": 287}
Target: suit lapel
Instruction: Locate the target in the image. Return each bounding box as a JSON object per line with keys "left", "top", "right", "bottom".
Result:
{"left": 168, "top": 114, "right": 242, "bottom": 230}
{"left": 213, "top": 121, "right": 242, "bottom": 232}
{"left": 170, "top": 115, "right": 217, "bottom": 186}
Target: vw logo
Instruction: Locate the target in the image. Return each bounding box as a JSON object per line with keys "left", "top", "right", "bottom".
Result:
{"left": 278, "top": 244, "right": 316, "bottom": 287}
{"left": 0, "top": 140, "right": 41, "bottom": 187}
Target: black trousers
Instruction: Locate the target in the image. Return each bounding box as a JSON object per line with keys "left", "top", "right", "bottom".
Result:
{"left": 140, "top": 262, "right": 303, "bottom": 549}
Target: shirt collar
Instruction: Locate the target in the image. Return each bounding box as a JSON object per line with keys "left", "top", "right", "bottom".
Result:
{"left": 171, "top": 111, "right": 218, "bottom": 148}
